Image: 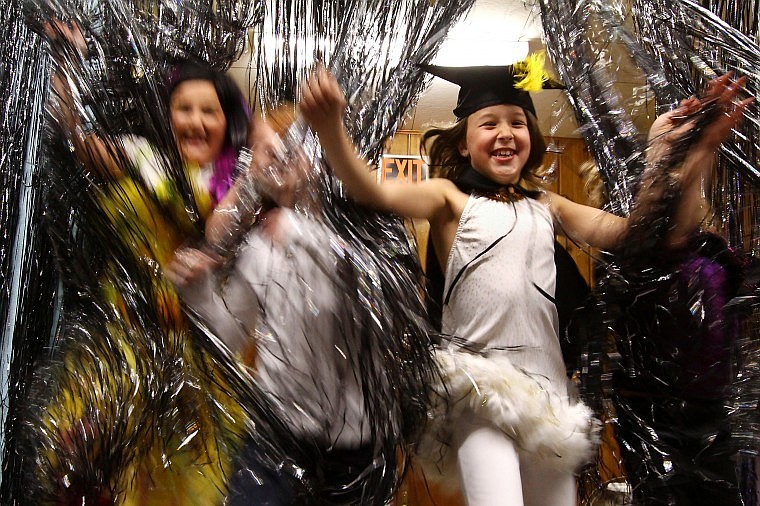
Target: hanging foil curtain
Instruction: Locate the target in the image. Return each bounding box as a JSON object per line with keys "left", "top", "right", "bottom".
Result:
{"left": 6, "top": 1, "right": 266, "bottom": 502}
{"left": 630, "top": 0, "right": 759, "bottom": 250}
{"left": 231, "top": 2, "right": 476, "bottom": 503}
{"left": 624, "top": 8, "right": 760, "bottom": 497}
{"left": 4, "top": 0, "right": 475, "bottom": 504}
{"left": 248, "top": 0, "right": 475, "bottom": 160}
{"left": 0, "top": 1, "right": 60, "bottom": 502}
{"left": 537, "top": 1, "right": 759, "bottom": 504}
{"left": 536, "top": 0, "right": 647, "bottom": 216}
{"left": 538, "top": 0, "right": 758, "bottom": 243}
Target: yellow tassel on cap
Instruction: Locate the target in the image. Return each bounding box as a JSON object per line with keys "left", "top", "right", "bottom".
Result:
{"left": 513, "top": 51, "right": 552, "bottom": 92}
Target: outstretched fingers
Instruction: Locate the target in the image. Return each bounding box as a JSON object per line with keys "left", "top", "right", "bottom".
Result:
{"left": 700, "top": 76, "right": 752, "bottom": 149}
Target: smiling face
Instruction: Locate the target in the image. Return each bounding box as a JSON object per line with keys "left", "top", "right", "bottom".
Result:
{"left": 169, "top": 80, "right": 227, "bottom": 166}
{"left": 458, "top": 104, "right": 531, "bottom": 185}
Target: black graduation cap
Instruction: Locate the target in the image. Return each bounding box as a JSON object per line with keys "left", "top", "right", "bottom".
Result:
{"left": 421, "top": 53, "right": 564, "bottom": 120}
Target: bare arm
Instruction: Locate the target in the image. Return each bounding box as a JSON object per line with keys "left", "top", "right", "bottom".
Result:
{"left": 204, "top": 179, "right": 254, "bottom": 250}
{"left": 553, "top": 75, "right": 751, "bottom": 251}
{"left": 544, "top": 192, "right": 627, "bottom": 250}
{"left": 666, "top": 76, "right": 751, "bottom": 248}
{"left": 204, "top": 114, "right": 301, "bottom": 249}
{"left": 299, "top": 66, "right": 460, "bottom": 222}
{"left": 46, "top": 19, "right": 123, "bottom": 178}
{"left": 623, "top": 75, "right": 751, "bottom": 250}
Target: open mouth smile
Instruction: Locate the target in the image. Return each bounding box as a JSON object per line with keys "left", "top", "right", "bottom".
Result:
{"left": 491, "top": 148, "right": 516, "bottom": 160}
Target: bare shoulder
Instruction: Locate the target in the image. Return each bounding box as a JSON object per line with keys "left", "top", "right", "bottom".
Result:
{"left": 422, "top": 177, "right": 466, "bottom": 197}
{"left": 537, "top": 189, "right": 562, "bottom": 204}
{"left": 421, "top": 177, "right": 467, "bottom": 227}
{"left": 380, "top": 176, "right": 467, "bottom": 222}
{"left": 536, "top": 189, "right": 556, "bottom": 214}
{"left": 429, "top": 177, "right": 469, "bottom": 213}
{"left": 410, "top": 176, "right": 457, "bottom": 192}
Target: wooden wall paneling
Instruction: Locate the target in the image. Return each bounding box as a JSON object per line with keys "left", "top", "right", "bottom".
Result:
{"left": 384, "top": 130, "right": 430, "bottom": 270}
{"left": 553, "top": 138, "right": 594, "bottom": 284}
{"left": 385, "top": 130, "right": 422, "bottom": 156}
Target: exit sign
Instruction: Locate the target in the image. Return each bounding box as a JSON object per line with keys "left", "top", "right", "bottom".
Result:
{"left": 379, "top": 155, "right": 428, "bottom": 183}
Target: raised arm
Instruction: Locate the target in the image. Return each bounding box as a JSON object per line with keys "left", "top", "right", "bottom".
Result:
{"left": 299, "top": 66, "right": 460, "bottom": 222}
{"left": 45, "top": 19, "right": 124, "bottom": 178}
{"left": 204, "top": 114, "right": 308, "bottom": 250}
{"left": 550, "top": 74, "right": 751, "bottom": 252}
{"left": 666, "top": 75, "right": 751, "bottom": 248}
{"left": 204, "top": 176, "right": 258, "bottom": 251}
{"left": 623, "top": 74, "right": 751, "bottom": 250}
{"left": 546, "top": 97, "right": 709, "bottom": 250}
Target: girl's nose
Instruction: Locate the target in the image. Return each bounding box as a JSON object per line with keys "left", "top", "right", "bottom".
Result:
{"left": 187, "top": 110, "right": 204, "bottom": 129}
{"left": 497, "top": 125, "right": 513, "bottom": 140}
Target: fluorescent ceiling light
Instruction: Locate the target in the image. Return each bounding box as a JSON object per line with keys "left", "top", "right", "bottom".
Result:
{"left": 432, "top": 1, "right": 534, "bottom": 66}
{"left": 433, "top": 37, "right": 530, "bottom": 67}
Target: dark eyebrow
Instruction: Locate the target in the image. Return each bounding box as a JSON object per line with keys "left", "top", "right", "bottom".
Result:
{"left": 475, "top": 112, "right": 497, "bottom": 122}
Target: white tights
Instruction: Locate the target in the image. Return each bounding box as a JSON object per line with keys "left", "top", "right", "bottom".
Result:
{"left": 454, "top": 414, "right": 577, "bottom": 506}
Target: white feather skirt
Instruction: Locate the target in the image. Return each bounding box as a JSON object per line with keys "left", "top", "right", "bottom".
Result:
{"left": 415, "top": 349, "right": 601, "bottom": 488}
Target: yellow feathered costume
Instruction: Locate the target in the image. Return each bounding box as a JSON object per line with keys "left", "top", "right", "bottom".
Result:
{"left": 37, "top": 137, "right": 244, "bottom": 505}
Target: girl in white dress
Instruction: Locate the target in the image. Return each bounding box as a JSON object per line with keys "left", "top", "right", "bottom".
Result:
{"left": 299, "top": 56, "right": 749, "bottom": 506}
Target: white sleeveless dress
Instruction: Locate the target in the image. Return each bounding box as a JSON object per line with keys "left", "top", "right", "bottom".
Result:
{"left": 418, "top": 194, "right": 599, "bottom": 483}
{"left": 442, "top": 195, "right": 567, "bottom": 388}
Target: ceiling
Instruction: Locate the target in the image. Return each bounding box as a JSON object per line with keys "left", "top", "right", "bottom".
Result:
{"left": 229, "top": 0, "right": 652, "bottom": 139}
{"left": 402, "top": 0, "right": 652, "bottom": 138}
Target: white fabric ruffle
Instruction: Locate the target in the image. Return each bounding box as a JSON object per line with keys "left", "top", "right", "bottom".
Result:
{"left": 416, "top": 349, "right": 600, "bottom": 488}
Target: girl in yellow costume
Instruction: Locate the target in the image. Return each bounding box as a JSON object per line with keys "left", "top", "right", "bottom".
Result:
{"left": 38, "top": 42, "right": 253, "bottom": 505}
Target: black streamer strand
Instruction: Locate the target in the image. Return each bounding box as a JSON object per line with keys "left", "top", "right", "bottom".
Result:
{"left": 537, "top": 0, "right": 759, "bottom": 504}
{"left": 5, "top": 0, "right": 474, "bottom": 504}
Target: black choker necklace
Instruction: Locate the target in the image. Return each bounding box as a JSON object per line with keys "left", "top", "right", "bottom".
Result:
{"left": 454, "top": 167, "right": 539, "bottom": 202}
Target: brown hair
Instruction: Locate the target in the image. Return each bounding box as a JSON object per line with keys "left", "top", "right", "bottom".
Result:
{"left": 263, "top": 101, "right": 297, "bottom": 136}
{"left": 577, "top": 159, "right": 608, "bottom": 208}
{"left": 421, "top": 109, "right": 548, "bottom": 188}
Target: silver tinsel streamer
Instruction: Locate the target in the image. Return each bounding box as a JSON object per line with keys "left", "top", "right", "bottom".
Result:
{"left": 630, "top": 0, "right": 759, "bottom": 250}
{"left": 247, "top": 0, "right": 476, "bottom": 159}
{"left": 537, "top": 0, "right": 646, "bottom": 216}
{"left": 2, "top": 0, "right": 474, "bottom": 505}
{"left": 537, "top": 1, "right": 758, "bottom": 504}
{"left": 0, "top": 0, "right": 59, "bottom": 500}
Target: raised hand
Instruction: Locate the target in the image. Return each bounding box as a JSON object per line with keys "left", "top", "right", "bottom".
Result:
{"left": 646, "top": 96, "right": 701, "bottom": 163}
{"left": 165, "top": 247, "right": 221, "bottom": 289}
{"left": 697, "top": 74, "right": 752, "bottom": 152}
{"left": 647, "top": 74, "right": 752, "bottom": 164}
{"left": 299, "top": 64, "right": 347, "bottom": 141}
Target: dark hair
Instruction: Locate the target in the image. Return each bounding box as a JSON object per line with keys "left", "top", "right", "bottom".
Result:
{"left": 167, "top": 60, "right": 250, "bottom": 202}
{"left": 421, "top": 108, "right": 548, "bottom": 187}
